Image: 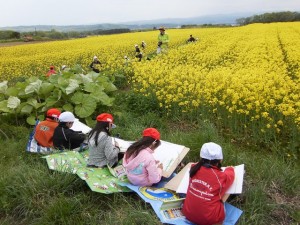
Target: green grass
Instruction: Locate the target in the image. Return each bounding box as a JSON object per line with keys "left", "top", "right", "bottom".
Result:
{"left": 0, "top": 95, "right": 299, "bottom": 225}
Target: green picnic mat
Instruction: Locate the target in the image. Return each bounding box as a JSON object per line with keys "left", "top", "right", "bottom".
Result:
{"left": 43, "top": 150, "right": 131, "bottom": 194}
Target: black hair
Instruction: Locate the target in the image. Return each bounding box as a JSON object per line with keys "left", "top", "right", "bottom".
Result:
{"left": 88, "top": 121, "right": 110, "bottom": 146}
{"left": 189, "top": 158, "right": 222, "bottom": 178}
{"left": 125, "top": 136, "right": 161, "bottom": 160}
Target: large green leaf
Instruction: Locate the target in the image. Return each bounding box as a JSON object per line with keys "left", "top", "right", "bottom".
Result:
{"left": 80, "top": 74, "right": 93, "bottom": 83}
{"left": 73, "top": 94, "right": 97, "bottom": 118}
{"left": 0, "top": 100, "right": 10, "bottom": 113}
{"left": 84, "top": 83, "right": 104, "bottom": 93}
{"left": 40, "top": 83, "right": 55, "bottom": 96}
{"left": 45, "top": 89, "right": 62, "bottom": 107}
{"left": 7, "top": 96, "right": 21, "bottom": 109}
{"left": 26, "top": 116, "right": 36, "bottom": 125}
{"left": 0, "top": 81, "right": 8, "bottom": 94}
{"left": 90, "top": 91, "right": 114, "bottom": 106}
{"left": 63, "top": 103, "right": 74, "bottom": 112}
{"left": 66, "top": 79, "right": 79, "bottom": 95}
{"left": 21, "top": 104, "right": 34, "bottom": 114}
{"left": 57, "top": 77, "right": 70, "bottom": 93}
{"left": 25, "top": 79, "right": 42, "bottom": 94}
{"left": 102, "top": 82, "right": 117, "bottom": 92}
{"left": 71, "top": 92, "right": 84, "bottom": 104}
{"left": 6, "top": 87, "right": 19, "bottom": 97}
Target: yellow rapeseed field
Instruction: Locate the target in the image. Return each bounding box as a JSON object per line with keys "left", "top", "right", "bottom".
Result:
{"left": 0, "top": 23, "right": 299, "bottom": 145}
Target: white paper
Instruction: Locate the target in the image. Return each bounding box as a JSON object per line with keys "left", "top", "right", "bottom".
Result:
{"left": 175, "top": 164, "right": 244, "bottom": 194}
{"left": 112, "top": 138, "right": 133, "bottom": 152}
{"left": 152, "top": 140, "right": 185, "bottom": 171}
{"left": 176, "top": 168, "right": 190, "bottom": 193}
{"left": 223, "top": 164, "right": 245, "bottom": 194}
{"left": 70, "top": 119, "right": 92, "bottom": 134}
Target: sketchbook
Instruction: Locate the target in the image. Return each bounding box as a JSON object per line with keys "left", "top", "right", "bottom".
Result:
{"left": 112, "top": 139, "right": 189, "bottom": 178}
{"left": 70, "top": 119, "right": 92, "bottom": 134}
{"left": 108, "top": 164, "right": 127, "bottom": 179}
{"left": 165, "top": 164, "right": 245, "bottom": 194}
{"left": 111, "top": 138, "right": 133, "bottom": 153}
{"left": 153, "top": 141, "right": 189, "bottom": 178}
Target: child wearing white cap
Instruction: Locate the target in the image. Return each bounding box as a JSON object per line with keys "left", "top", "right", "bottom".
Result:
{"left": 52, "top": 112, "right": 86, "bottom": 150}
{"left": 182, "top": 142, "right": 235, "bottom": 225}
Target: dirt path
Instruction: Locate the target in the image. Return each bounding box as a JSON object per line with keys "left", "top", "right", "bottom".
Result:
{"left": 0, "top": 41, "right": 49, "bottom": 48}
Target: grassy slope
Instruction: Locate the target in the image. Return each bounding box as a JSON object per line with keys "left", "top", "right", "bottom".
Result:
{"left": 0, "top": 94, "right": 299, "bottom": 225}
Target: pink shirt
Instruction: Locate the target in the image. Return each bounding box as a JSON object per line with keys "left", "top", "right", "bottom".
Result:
{"left": 123, "top": 147, "right": 162, "bottom": 186}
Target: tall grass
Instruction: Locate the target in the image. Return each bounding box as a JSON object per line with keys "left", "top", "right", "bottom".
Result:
{"left": 0, "top": 93, "right": 299, "bottom": 225}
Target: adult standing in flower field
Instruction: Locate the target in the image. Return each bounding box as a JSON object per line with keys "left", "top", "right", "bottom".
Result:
{"left": 90, "top": 56, "right": 101, "bottom": 73}
{"left": 46, "top": 65, "right": 56, "bottom": 77}
{"left": 134, "top": 44, "right": 143, "bottom": 61}
{"left": 157, "top": 26, "right": 169, "bottom": 53}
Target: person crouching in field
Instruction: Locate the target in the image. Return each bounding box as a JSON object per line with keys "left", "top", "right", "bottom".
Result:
{"left": 53, "top": 111, "right": 86, "bottom": 150}
{"left": 34, "top": 108, "right": 61, "bottom": 147}
{"left": 90, "top": 56, "right": 101, "bottom": 73}
{"left": 123, "top": 128, "right": 163, "bottom": 186}
{"left": 46, "top": 65, "right": 56, "bottom": 77}
{"left": 87, "top": 113, "right": 122, "bottom": 168}
{"left": 182, "top": 142, "right": 235, "bottom": 225}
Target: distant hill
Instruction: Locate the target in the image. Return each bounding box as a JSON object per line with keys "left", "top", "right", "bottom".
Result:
{"left": 0, "top": 13, "right": 254, "bottom": 32}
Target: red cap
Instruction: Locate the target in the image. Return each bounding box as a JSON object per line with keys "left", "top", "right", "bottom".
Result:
{"left": 50, "top": 66, "right": 54, "bottom": 69}
{"left": 143, "top": 128, "right": 160, "bottom": 140}
{"left": 96, "top": 113, "right": 114, "bottom": 123}
{"left": 47, "top": 108, "right": 61, "bottom": 118}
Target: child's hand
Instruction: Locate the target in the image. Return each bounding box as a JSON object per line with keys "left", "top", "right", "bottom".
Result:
{"left": 157, "top": 163, "right": 163, "bottom": 170}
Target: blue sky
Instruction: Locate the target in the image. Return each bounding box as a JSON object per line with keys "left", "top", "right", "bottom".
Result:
{"left": 1, "top": 0, "right": 300, "bottom": 26}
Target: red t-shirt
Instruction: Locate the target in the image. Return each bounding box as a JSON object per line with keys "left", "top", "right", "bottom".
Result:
{"left": 46, "top": 69, "right": 56, "bottom": 77}
{"left": 182, "top": 165, "right": 235, "bottom": 225}
{"left": 34, "top": 119, "right": 58, "bottom": 147}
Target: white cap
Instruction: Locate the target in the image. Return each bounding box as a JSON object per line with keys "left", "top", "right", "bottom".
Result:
{"left": 93, "top": 56, "right": 98, "bottom": 60}
{"left": 200, "top": 142, "right": 223, "bottom": 160}
{"left": 134, "top": 44, "right": 138, "bottom": 47}
{"left": 59, "top": 112, "right": 76, "bottom": 122}
{"left": 62, "top": 65, "right": 67, "bottom": 70}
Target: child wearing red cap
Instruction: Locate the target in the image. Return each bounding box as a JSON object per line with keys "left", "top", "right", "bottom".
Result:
{"left": 34, "top": 108, "right": 61, "bottom": 147}
{"left": 87, "top": 113, "right": 120, "bottom": 168}
{"left": 182, "top": 142, "right": 235, "bottom": 225}
{"left": 46, "top": 66, "right": 56, "bottom": 77}
{"left": 122, "top": 128, "right": 163, "bottom": 186}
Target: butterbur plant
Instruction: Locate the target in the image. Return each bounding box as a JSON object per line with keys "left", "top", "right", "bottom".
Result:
{"left": 0, "top": 65, "right": 117, "bottom": 125}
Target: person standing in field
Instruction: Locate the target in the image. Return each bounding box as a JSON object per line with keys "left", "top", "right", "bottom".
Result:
{"left": 135, "top": 44, "right": 143, "bottom": 61}
{"left": 182, "top": 142, "right": 235, "bottom": 225}
{"left": 187, "top": 34, "right": 196, "bottom": 43}
{"left": 123, "top": 128, "right": 163, "bottom": 186}
{"left": 141, "top": 41, "right": 146, "bottom": 50}
{"left": 46, "top": 65, "right": 56, "bottom": 77}
{"left": 157, "top": 26, "right": 169, "bottom": 53}
{"left": 90, "top": 56, "right": 101, "bottom": 73}
{"left": 34, "top": 108, "right": 61, "bottom": 147}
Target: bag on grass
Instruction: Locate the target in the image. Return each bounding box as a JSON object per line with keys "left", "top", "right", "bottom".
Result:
{"left": 26, "top": 120, "right": 53, "bottom": 154}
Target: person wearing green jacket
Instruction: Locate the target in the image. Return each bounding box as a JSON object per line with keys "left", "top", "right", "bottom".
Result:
{"left": 157, "top": 26, "right": 169, "bottom": 53}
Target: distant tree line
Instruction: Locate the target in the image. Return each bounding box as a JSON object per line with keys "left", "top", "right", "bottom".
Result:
{"left": 0, "top": 28, "right": 131, "bottom": 42}
{"left": 236, "top": 11, "right": 300, "bottom": 25}
{"left": 181, "top": 24, "right": 232, "bottom": 29}
{"left": 0, "top": 30, "right": 21, "bottom": 40}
